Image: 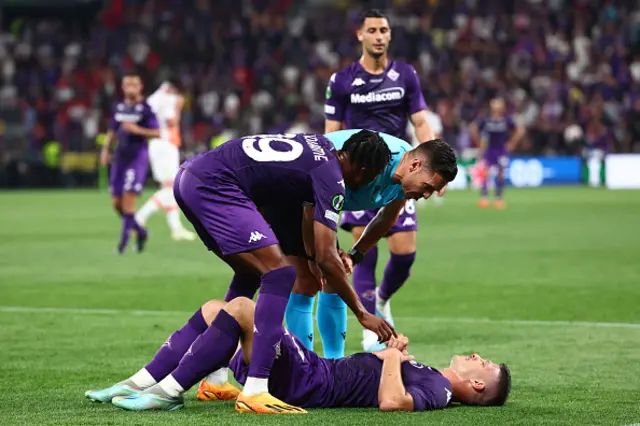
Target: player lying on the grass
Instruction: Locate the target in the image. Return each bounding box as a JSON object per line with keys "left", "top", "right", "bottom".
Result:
{"left": 86, "top": 297, "right": 511, "bottom": 413}
{"left": 153, "top": 130, "right": 395, "bottom": 413}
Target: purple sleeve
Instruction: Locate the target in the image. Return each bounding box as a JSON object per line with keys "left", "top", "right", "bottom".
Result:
{"left": 310, "top": 160, "right": 345, "bottom": 232}
{"left": 108, "top": 105, "right": 119, "bottom": 131}
{"left": 405, "top": 65, "right": 427, "bottom": 115}
{"left": 406, "top": 384, "right": 448, "bottom": 412}
{"left": 507, "top": 116, "right": 517, "bottom": 131}
{"left": 324, "top": 72, "right": 348, "bottom": 122}
{"left": 144, "top": 106, "right": 159, "bottom": 129}
{"left": 476, "top": 117, "right": 486, "bottom": 132}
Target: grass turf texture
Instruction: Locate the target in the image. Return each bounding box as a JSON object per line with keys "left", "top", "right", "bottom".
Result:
{"left": 0, "top": 187, "right": 639, "bottom": 426}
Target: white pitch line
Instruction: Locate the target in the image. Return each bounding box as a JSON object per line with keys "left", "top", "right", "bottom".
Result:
{"left": 1, "top": 305, "right": 639, "bottom": 330}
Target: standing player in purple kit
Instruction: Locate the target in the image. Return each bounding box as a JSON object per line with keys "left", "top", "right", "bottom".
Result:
{"left": 470, "top": 98, "right": 525, "bottom": 209}
{"left": 87, "top": 130, "right": 396, "bottom": 414}
{"left": 319, "top": 9, "right": 440, "bottom": 353}
{"left": 100, "top": 71, "right": 160, "bottom": 254}
{"left": 87, "top": 297, "right": 511, "bottom": 413}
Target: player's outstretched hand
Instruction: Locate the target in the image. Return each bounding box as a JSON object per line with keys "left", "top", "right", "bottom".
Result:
{"left": 100, "top": 148, "right": 110, "bottom": 167}
{"left": 337, "top": 249, "right": 353, "bottom": 275}
{"left": 358, "top": 312, "right": 396, "bottom": 343}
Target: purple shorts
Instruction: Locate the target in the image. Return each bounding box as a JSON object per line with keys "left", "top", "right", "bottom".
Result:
{"left": 483, "top": 149, "right": 509, "bottom": 168}
{"left": 230, "top": 327, "right": 332, "bottom": 408}
{"left": 340, "top": 199, "right": 418, "bottom": 235}
{"left": 109, "top": 151, "right": 149, "bottom": 197}
{"left": 173, "top": 168, "right": 279, "bottom": 256}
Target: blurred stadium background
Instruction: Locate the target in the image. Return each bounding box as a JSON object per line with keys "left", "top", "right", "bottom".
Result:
{"left": 1, "top": 1, "right": 639, "bottom": 425}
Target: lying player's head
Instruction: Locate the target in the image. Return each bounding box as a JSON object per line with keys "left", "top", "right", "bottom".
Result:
{"left": 449, "top": 354, "right": 511, "bottom": 406}
{"left": 401, "top": 140, "right": 457, "bottom": 200}
{"left": 340, "top": 129, "right": 392, "bottom": 189}
{"left": 121, "top": 71, "right": 143, "bottom": 100}
{"left": 357, "top": 9, "right": 391, "bottom": 59}
{"left": 490, "top": 97, "right": 506, "bottom": 116}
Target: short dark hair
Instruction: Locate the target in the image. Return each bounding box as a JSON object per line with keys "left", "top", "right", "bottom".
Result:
{"left": 122, "top": 70, "right": 141, "bottom": 79}
{"left": 342, "top": 129, "right": 392, "bottom": 177}
{"left": 164, "top": 76, "right": 183, "bottom": 92}
{"left": 412, "top": 139, "right": 458, "bottom": 182}
{"left": 359, "top": 9, "right": 389, "bottom": 27}
{"left": 485, "top": 363, "right": 511, "bottom": 406}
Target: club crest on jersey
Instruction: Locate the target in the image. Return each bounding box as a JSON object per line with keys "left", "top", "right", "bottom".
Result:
{"left": 352, "top": 78, "right": 366, "bottom": 86}
{"left": 331, "top": 194, "right": 345, "bottom": 211}
{"left": 350, "top": 87, "right": 405, "bottom": 104}
{"left": 387, "top": 68, "right": 399, "bottom": 81}
{"left": 135, "top": 104, "right": 144, "bottom": 112}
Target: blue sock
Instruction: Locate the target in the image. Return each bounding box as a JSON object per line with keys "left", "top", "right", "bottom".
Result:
{"left": 285, "top": 293, "right": 316, "bottom": 351}
{"left": 316, "top": 292, "right": 347, "bottom": 359}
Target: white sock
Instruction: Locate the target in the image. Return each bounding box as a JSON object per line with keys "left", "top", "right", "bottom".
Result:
{"left": 158, "top": 374, "right": 185, "bottom": 398}
{"left": 167, "top": 209, "right": 184, "bottom": 233}
{"left": 362, "top": 328, "right": 379, "bottom": 344}
{"left": 136, "top": 191, "right": 162, "bottom": 225}
{"left": 128, "top": 368, "right": 157, "bottom": 389}
{"left": 242, "top": 377, "right": 269, "bottom": 396}
{"left": 205, "top": 367, "right": 229, "bottom": 385}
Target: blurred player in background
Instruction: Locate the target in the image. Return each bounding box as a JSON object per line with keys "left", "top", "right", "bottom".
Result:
{"left": 471, "top": 98, "right": 525, "bottom": 209}
{"left": 288, "top": 9, "right": 439, "bottom": 356}
{"left": 136, "top": 81, "right": 196, "bottom": 241}
{"left": 87, "top": 297, "right": 511, "bottom": 413}
{"left": 100, "top": 71, "right": 160, "bottom": 254}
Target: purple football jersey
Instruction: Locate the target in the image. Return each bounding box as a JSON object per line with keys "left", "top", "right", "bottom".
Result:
{"left": 109, "top": 100, "right": 158, "bottom": 161}
{"left": 325, "top": 61, "right": 427, "bottom": 139}
{"left": 184, "top": 133, "right": 346, "bottom": 232}
{"left": 327, "top": 353, "right": 452, "bottom": 411}
{"left": 230, "top": 329, "right": 452, "bottom": 411}
{"left": 477, "top": 116, "right": 516, "bottom": 153}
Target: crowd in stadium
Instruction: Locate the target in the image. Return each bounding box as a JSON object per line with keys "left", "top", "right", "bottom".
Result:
{"left": 1, "top": 0, "right": 640, "bottom": 166}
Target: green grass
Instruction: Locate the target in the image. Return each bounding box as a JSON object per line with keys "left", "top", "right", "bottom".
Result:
{"left": 1, "top": 187, "right": 639, "bottom": 425}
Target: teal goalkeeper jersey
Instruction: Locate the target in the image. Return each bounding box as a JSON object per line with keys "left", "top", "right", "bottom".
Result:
{"left": 325, "top": 129, "right": 411, "bottom": 211}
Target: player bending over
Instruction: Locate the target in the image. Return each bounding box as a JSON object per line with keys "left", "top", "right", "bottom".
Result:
{"left": 289, "top": 8, "right": 445, "bottom": 356}
{"left": 136, "top": 80, "right": 196, "bottom": 241}
{"left": 103, "top": 130, "right": 395, "bottom": 414}
{"left": 470, "top": 97, "right": 525, "bottom": 209}
{"left": 86, "top": 297, "right": 511, "bottom": 413}
{"left": 100, "top": 71, "right": 160, "bottom": 254}
{"left": 278, "top": 129, "right": 457, "bottom": 358}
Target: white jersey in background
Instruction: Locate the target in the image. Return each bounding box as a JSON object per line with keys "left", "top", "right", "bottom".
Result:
{"left": 135, "top": 82, "right": 195, "bottom": 241}
{"left": 146, "top": 84, "right": 181, "bottom": 183}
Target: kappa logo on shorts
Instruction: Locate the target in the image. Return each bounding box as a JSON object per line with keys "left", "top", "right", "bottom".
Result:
{"left": 248, "top": 231, "right": 267, "bottom": 243}
{"left": 402, "top": 217, "right": 416, "bottom": 227}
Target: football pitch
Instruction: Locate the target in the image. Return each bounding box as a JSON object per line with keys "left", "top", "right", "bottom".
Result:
{"left": 1, "top": 187, "right": 639, "bottom": 426}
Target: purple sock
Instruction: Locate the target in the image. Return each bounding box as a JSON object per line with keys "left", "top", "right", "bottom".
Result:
{"left": 495, "top": 176, "right": 504, "bottom": 199}
{"left": 224, "top": 273, "right": 261, "bottom": 302}
{"left": 378, "top": 252, "right": 416, "bottom": 301}
{"left": 247, "top": 266, "right": 296, "bottom": 379}
{"left": 171, "top": 309, "right": 241, "bottom": 390}
{"left": 118, "top": 214, "right": 135, "bottom": 251}
{"left": 353, "top": 246, "right": 378, "bottom": 314}
{"left": 481, "top": 178, "right": 489, "bottom": 197}
{"left": 145, "top": 308, "right": 208, "bottom": 382}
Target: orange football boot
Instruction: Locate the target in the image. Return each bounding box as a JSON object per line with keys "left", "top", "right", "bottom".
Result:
{"left": 197, "top": 380, "right": 241, "bottom": 401}
{"left": 235, "top": 392, "right": 307, "bottom": 414}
